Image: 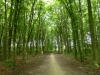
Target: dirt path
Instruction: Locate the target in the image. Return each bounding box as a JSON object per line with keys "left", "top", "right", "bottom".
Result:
{"left": 49, "top": 54, "right": 65, "bottom": 75}
{"left": 8, "top": 53, "right": 93, "bottom": 75}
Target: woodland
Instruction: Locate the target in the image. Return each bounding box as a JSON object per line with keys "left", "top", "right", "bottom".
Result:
{"left": 0, "top": 0, "right": 100, "bottom": 74}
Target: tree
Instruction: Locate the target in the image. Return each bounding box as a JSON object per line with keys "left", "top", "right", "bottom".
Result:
{"left": 87, "top": 0, "right": 99, "bottom": 66}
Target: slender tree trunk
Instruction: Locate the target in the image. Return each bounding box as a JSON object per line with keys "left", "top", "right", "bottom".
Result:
{"left": 0, "top": 16, "right": 3, "bottom": 59}
{"left": 87, "top": 0, "right": 99, "bottom": 65}
{"left": 8, "top": 0, "right": 13, "bottom": 59}
{"left": 3, "top": 0, "right": 8, "bottom": 59}
{"left": 79, "top": 0, "right": 84, "bottom": 61}
{"left": 71, "top": 18, "right": 78, "bottom": 59}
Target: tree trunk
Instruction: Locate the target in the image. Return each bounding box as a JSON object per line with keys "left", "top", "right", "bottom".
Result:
{"left": 87, "top": 0, "right": 99, "bottom": 65}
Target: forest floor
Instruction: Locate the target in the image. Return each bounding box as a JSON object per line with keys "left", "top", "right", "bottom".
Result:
{"left": 0, "top": 53, "right": 100, "bottom": 75}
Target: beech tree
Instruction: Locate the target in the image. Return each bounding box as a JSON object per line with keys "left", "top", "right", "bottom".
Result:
{"left": 0, "top": 0, "right": 100, "bottom": 67}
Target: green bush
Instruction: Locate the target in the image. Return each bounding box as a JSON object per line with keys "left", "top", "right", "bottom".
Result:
{"left": 4, "top": 59, "right": 17, "bottom": 68}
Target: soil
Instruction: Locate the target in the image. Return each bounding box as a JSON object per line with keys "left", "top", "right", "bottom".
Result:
{"left": 1, "top": 53, "right": 100, "bottom": 75}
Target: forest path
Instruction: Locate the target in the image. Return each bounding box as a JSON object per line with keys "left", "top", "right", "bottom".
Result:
{"left": 8, "top": 53, "right": 91, "bottom": 75}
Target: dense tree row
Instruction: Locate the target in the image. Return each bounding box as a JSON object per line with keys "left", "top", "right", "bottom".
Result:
{"left": 0, "top": 0, "right": 100, "bottom": 67}
{"left": 55, "top": 0, "right": 100, "bottom": 66}
{"left": 0, "top": 0, "right": 52, "bottom": 66}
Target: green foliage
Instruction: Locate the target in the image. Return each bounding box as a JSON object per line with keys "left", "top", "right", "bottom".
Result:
{"left": 0, "top": 0, "right": 100, "bottom": 71}
{"left": 87, "top": 61, "right": 99, "bottom": 68}
{"left": 4, "top": 59, "right": 17, "bottom": 68}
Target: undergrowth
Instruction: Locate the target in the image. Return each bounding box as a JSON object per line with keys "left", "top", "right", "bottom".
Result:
{"left": 3, "top": 59, "right": 18, "bottom": 68}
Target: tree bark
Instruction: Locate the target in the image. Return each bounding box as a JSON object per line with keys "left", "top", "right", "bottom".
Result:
{"left": 87, "top": 0, "right": 99, "bottom": 65}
